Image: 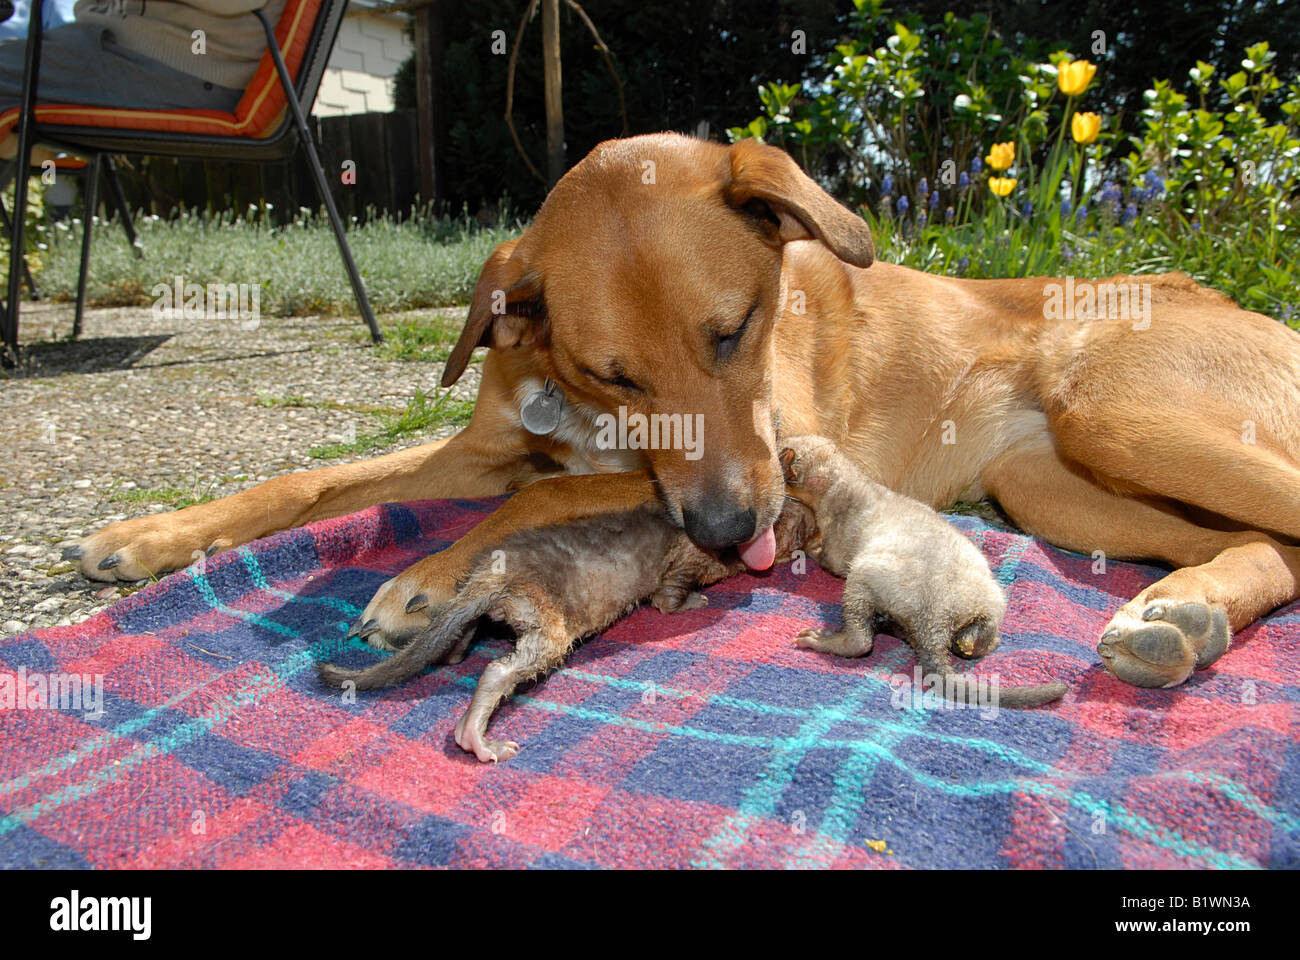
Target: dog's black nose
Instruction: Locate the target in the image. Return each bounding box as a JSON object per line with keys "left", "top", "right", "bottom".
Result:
{"left": 682, "top": 502, "right": 756, "bottom": 549}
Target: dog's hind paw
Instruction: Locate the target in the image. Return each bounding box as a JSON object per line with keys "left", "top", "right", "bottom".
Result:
{"left": 1096, "top": 600, "right": 1231, "bottom": 688}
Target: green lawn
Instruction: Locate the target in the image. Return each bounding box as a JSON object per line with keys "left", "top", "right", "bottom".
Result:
{"left": 31, "top": 206, "right": 520, "bottom": 318}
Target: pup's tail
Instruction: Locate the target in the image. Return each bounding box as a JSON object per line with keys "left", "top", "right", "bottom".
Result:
{"left": 917, "top": 621, "right": 1067, "bottom": 709}
{"left": 319, "top": 586, "right": 503, "bottom": 691}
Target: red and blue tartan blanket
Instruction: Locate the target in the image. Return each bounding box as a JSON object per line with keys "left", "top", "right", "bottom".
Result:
{"left": 1, "top": 497, "right": 1296, "bottom": 869}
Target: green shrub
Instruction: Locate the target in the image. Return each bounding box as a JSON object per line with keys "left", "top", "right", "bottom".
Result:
{"left": 730, "top": 1, "right": 1300, "bottom": 326}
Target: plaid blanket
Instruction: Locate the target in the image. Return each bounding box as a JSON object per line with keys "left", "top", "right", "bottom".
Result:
{"left": 1, "top": 497, "right": 1296, "bottom": 869}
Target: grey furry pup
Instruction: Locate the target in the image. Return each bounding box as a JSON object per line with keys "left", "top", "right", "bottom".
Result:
{"left": 320, "top": 499, "right": 816, "bottom": 762}
{"left": 779, "top": 434, "right": 1067, "bottom": 708}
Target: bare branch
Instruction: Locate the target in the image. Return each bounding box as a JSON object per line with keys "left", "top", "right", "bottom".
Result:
{"left": 565, "top": 0, "right": 627, "bottom": 136}
{"left": 505, "top": 0, "right": 548, "bottom": 186}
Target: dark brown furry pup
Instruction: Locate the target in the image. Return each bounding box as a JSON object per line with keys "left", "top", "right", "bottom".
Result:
{"left": 321, "top": 499, "right": 815, "bottom": 761}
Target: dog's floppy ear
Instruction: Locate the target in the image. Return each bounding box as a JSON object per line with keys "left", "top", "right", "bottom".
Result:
{"left": 725, "top": 139, "right": 874, "bottom": 268}
{"left": 441, "top": 238, "right": 545, "bottom": 387}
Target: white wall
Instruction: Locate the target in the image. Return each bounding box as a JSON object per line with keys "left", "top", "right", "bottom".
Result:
{"left": 313, "top": 8, "right": 412, "bottom": 117}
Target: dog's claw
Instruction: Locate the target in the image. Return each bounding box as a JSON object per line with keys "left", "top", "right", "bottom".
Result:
{"left": 1097, "top": 627, "right": 1120, "bottom": 658}
{"left": 348, "top": 618, "right": 380, "bottom": 639}
{"left": 404, "top": 594, "right": 428, "bottom": 615}
{"left": 62, "top": 545, "right": 83, "bottom": 561}
{"left": 97, "top": 554, "right": 120, "bottom": 571}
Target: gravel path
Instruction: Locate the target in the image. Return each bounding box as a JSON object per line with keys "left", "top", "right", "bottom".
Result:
{"left": 1, "top": 302, "right": 479, "bottom": 636}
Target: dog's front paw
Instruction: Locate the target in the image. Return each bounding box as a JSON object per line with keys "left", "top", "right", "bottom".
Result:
{"left": 1096, "top": 600, "right": 1231, "bottom": 688}
{"left": 70, "top": 512, "right": 229, "bottom": 583}
{"left": 346, "top": 555, "right": 459, "bottom": 652}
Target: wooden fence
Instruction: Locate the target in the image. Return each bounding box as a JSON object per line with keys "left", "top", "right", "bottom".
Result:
{"left": 110, "top": 109, "right": 424, "bottom": 224}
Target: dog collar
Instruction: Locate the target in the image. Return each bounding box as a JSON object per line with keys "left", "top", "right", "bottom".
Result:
{"left": 520, "top": 379, "right": 566, "bottom": 435}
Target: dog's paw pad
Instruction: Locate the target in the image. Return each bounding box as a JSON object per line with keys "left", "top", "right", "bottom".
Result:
{"left": 1146, "top": 601, "right": 1231, "bottom": 668}
{"left": 1097, "top": 601, "right": 1231, "bottom": 688}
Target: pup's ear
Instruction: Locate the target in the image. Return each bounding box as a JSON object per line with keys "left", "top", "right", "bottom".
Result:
{"left": 725, "top": 138, "right": 874, "bottom": 268}
{"left": 441, "top": 238, "right": 545, "bottom": 387}
{"left": 778, "top": 447, "right": 798, "bottom": 480}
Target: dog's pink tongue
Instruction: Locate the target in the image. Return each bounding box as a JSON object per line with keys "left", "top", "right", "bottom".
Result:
{"left": 738, "top": 524, "right": 776, "bottom": 571}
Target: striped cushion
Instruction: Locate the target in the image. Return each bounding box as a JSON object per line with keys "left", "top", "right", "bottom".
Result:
{"left": 0, "top": 0, "right": 320, "bottom": 141}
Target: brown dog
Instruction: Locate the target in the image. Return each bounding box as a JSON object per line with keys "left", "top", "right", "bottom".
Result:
{"left": 68, "top": 132, "right": 1300, "bottom": 690}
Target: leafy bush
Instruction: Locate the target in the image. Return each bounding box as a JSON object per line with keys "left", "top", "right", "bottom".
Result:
{"left": 730, "top": 1, "right": 1067, "bottom": 206}
{"left": 730, "top": 1, "right": 1299, "bottom": 326}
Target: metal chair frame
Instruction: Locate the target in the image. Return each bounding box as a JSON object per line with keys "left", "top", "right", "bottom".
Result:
{"left": 1, "top": 0, "right": 381, "bottom": 363}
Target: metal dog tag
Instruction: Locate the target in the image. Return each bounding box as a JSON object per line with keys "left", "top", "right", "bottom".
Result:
{"left": 520, "top": 380, "right": 565, "bottom": 435}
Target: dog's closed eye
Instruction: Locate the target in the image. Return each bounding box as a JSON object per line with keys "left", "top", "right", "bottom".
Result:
{"left": 716, "top": 304, "right": 756, "bottom": 363}
{"left": 583, "top": 366, "right": 643, "bottom": 393}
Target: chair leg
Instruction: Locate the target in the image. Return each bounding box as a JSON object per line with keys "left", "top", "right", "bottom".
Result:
{"left": 104, "top": 155, "right": 143, "bottom": 258}
{"left": 3, "top": 5, "right": 44, "bottom": 364}
{"left": 254, "top": 9, "right": 381, "bottom": 344}
{"left": 73, "top": 154, "right": 101, "bottom": 339}
{"left": 0, "top": 193, "right": 41, "bottom": 299}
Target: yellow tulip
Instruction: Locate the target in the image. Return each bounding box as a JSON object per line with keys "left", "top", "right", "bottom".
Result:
{"left": 985, "top": 141, "right": 1015, "bottom": 171}
{"left": 988, "top": 176, "right": 1017, "bottom": 197}
{"left": 1058, "top": 59, "right": 1097, "bottom": 97}
{"left": 1071, "top": 111, "right": 1102, "bottom": 144}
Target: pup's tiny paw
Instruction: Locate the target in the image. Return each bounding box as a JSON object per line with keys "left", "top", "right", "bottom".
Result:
{"left": 795, "top": 627, "right": 835, "bottom": 649}
{"left": 795, "top": 627, "right": 873, "bottom": 658}
{"left": 467, "top": 739, "right": 519, "bottom": 763}
{"left": 455, "top": 715, "right": 519, "bottom": 762}
{"left": 652, "top": 589, "right": 709, "bottom": 613}
{"left": 671, "top": 591, "right": 709, "bottom": 611}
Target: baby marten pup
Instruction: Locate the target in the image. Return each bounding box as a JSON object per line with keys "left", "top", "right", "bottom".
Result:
{"left": 779, "top": 434, "right": 1067, "bottom": 709}
{"left": 320, "top": 499, "right": 816, "bottom": 762}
